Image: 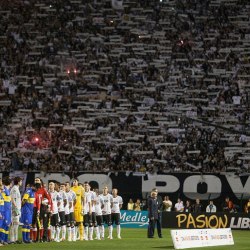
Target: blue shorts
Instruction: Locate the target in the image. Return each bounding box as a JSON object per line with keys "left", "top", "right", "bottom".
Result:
{"left": 20, "top": 213, "right": 32, "bottom": 225}
{"left": 0, "top": 218, "right": 3, "bottom": 228}
{"left": 3, "top": 212, "right": 11, "bottom": 226}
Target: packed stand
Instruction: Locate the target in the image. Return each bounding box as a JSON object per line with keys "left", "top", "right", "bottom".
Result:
{"left": 0, "top": 0, "right": 250, "bottom": 175}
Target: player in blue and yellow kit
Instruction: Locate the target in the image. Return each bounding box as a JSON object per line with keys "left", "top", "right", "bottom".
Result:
{"left": 0, "top": 184, "right": 5, "bottom": 246}
{"left": 20, "top": 184, "right": 36, "bottom": 243}
{"left": 1, "top": 177, "right": 12, "bottom": 244}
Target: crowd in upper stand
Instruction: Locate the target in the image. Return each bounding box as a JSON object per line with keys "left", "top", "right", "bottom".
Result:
{"left": 0, "top": 0, "right": 250, "bottom": 175}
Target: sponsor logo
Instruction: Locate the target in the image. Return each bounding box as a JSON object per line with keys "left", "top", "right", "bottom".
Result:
{"left": 120, "top": 210, "right": 148, "bottom": 227}
{"left": 230, "top": 217, "right": 250, "bottom": 229}
{"left": 176, "top": 213, "right": 228, "bottom": 229}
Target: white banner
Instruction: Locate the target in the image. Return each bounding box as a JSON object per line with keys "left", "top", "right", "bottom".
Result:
{"left": 171, "top": 228, "right": 234, "bottom": 249}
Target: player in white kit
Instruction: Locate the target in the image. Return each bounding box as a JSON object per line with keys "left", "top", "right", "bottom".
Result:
{"left": 65, "top": 182, "right": 76, "bottom": 241}
{"left": 48, "top": 182, "right": 61, "bottom": 242}
{"left": 10, "top": 177, "right": 22, "bottom": 243}
{"left": 56, "top": 183, "right": 67, "bottom": 241}
{"left": 111, "top": 188, "right": 123, "bottom": 239}
{"left": 84, "top": 183, "right": 100, "bottom": 241}
{"left": 83, "top": 182, "right": 93, "bottom": 240}
{"left": 94, "top": 189, "right": 104, "bottom": 240}
{"left": 100, "top": 186, "right": 113, "bottom": 239}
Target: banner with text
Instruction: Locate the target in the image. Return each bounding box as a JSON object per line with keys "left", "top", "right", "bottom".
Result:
{"left": 162, "top": 212, "right": 250, "bottom": 230}
{"left": 120, "top": 210, "right": 148, "bottom": 228}
{"left": 1, "top": 172, "right": 249, "bottom": 208}
{"left": 171, "top": 228, "right": 234, "bottom": 249}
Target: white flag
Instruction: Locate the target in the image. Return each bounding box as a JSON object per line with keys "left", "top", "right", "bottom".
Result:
{"left": 111, "top": 0, "right": 123, "bottom": 10}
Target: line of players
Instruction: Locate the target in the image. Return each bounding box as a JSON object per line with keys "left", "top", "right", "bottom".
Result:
{"left": 0, "top": 176, "right": 123, "bottom": 245}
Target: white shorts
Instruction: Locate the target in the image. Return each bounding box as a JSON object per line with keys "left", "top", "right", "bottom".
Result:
{"left": 12, "top": 215, "right": 21, "bottom": 224}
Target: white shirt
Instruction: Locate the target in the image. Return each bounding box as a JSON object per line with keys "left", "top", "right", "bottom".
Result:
{"left": 91, "top": 191, "right": 97, "bottom": 213}
{"left": 175, "top": 201, "right": 184, "bottom": 212}
{"left": 49, "top": 190, "right": 60, "bottom": 214}
{"left": 84, "top": 191, "right": 93, "bottom": 214}
{"left": 10, "top": 185, "right": 21, "bottom": 213}
{"left": 64, "top": 191, "right": 73, "bottom": 215}
{"left": 94, "top": 195, "right": 104, "bottom": 216}
{"left": 66, "top": 190, "right": 76, "bottom": 214}
{"left": 163, "top": 200, "right": 172, "bottom": 212}
{"left": 58, "top": 190, "right": 67, "bottom": 212}
{"left": 111, "top": 195, "right": 123, "bottom": 213}
{"left": 206, "top": 204, "right": 217, "bottom": 213}
{"left": 100, "top": 193, "right": 113, "bottom": 215}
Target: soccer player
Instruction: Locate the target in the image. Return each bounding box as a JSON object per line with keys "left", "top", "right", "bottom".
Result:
{"left": 111, "top": 188, "right": 123, "bottom": 239}
{"left": 32, "top": 177, "right": 52, "bottom": 242}
{"left": 94, "top": 189, "right": 103, "bottom": 240}
{"left": 48, "top": 182, "right": 61, "bottom": 242}
{"left": 1, "top": 177, "right": 12, "bottom": 244}
{"left": 83, "top": 182, "right": 92, "bottom": 240}
{"left": 100, "top": 186, "right": 113, "bottom": 239}
{"left": 89, "top": 185, "right": 100, "bottom": 241}
{"left": 65, "top": 182, "right": 76, "bottom": 241}
{"left": 20, "top": 184, "right": 36, "bottom": 243}
{"left": 71, "top": 178, "right": 84, "bottom": 241}
{"left": 56, "top": 183, "right": 67, "bottom": 241}
{"left": 10, "top": 177, "right": 22, "bottom": 243}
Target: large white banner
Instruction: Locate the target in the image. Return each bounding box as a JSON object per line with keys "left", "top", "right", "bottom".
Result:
{"left": 171, "top": 228, "right": 234, "bottom": 249}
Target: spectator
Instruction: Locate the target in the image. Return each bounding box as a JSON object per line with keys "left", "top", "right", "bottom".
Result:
{"left": 192, "top": 198, "right": 203, "bottom": 213}
{"left": 183, "top": 200, "right": 192, "bottom": 213}
{"left": 175, "top": 198, "right": 184, "bottom": 212}
{"left": 127, "top": 198, "right": 134, "bottom": 211}
{"left": 222, "top": 197, "right": 234, "bottom": 213}
{"left": 206, "top": 200, "right": 217, "bottom": 213}
{"left": 134, "top": 199, "right": 142, "bottom": 211}
{"left": 162, "top": 196, "right": 172, "bottom": 212}
{"left": 245, "top": 198, "right": 250, "bottom": 213}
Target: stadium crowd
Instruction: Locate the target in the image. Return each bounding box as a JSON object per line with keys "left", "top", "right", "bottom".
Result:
{"left": 0, "top": 0, "right": 250, "bottom": 176}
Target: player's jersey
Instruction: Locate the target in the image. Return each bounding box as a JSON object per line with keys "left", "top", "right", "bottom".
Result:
{"left": 58, "top": 190, "right": 67, "bottom": 212}
{"left": 2, "top": 186, "right": 11, "bottom": 212}
{"left": 49, "top": 190, "right": 60, "bottom": 214}
{"left": 35, "top": 187, "right": 52, "bottom": 210}
{"left": 100, "top": 193, "right": 112, "bottom": 215}
{"left": 83, "top": 191, "right": 94, "bottom": 214}
{"left": 91, "top": 191, "right": 97, "bottom": 213}
{"left": 0, "top": 192, "right": 4, "bottom": 218}
{"left": 71, "top": 186, "right": 84, "bottom": 210}
{"left": 66, "top": 190, "right": 76, "bottom": 214}
{"left": 111, "top": 195, "right": 123, "bottom": 213}
{"left": 22, "top": 188, "right": 35, "bottom": 214}
{"left": 94, "top": 195, "right": 104, "bottom": 216}
{"left": 10, "top": 185, "right": 21, "bottom": 212}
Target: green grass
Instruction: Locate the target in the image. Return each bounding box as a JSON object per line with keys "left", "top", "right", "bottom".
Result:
{"left": 5, "top": 228, "right": 250, "bottom": 250}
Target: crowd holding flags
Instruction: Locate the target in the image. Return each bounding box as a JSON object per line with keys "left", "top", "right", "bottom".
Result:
{"left": 0, "top": 176, "right": 123, "bottom": 246}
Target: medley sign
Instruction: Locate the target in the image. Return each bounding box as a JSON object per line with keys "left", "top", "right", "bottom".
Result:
{"left": 120, "top": 210, "right": 148, "bottom": 228}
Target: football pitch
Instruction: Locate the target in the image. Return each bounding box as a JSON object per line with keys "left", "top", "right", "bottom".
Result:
{"left": 4, "top": 228, "right": 249, "bottom": 250}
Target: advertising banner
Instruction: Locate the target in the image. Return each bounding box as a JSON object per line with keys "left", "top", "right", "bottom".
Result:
{"left": 162, "top": 212, "right": 250, "bottom": 230}
{"left": 120, "top": 210, "right": 148, "bottom": 228}
{"left": 171, "top": 228, "right": 234, "bottom": 249}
